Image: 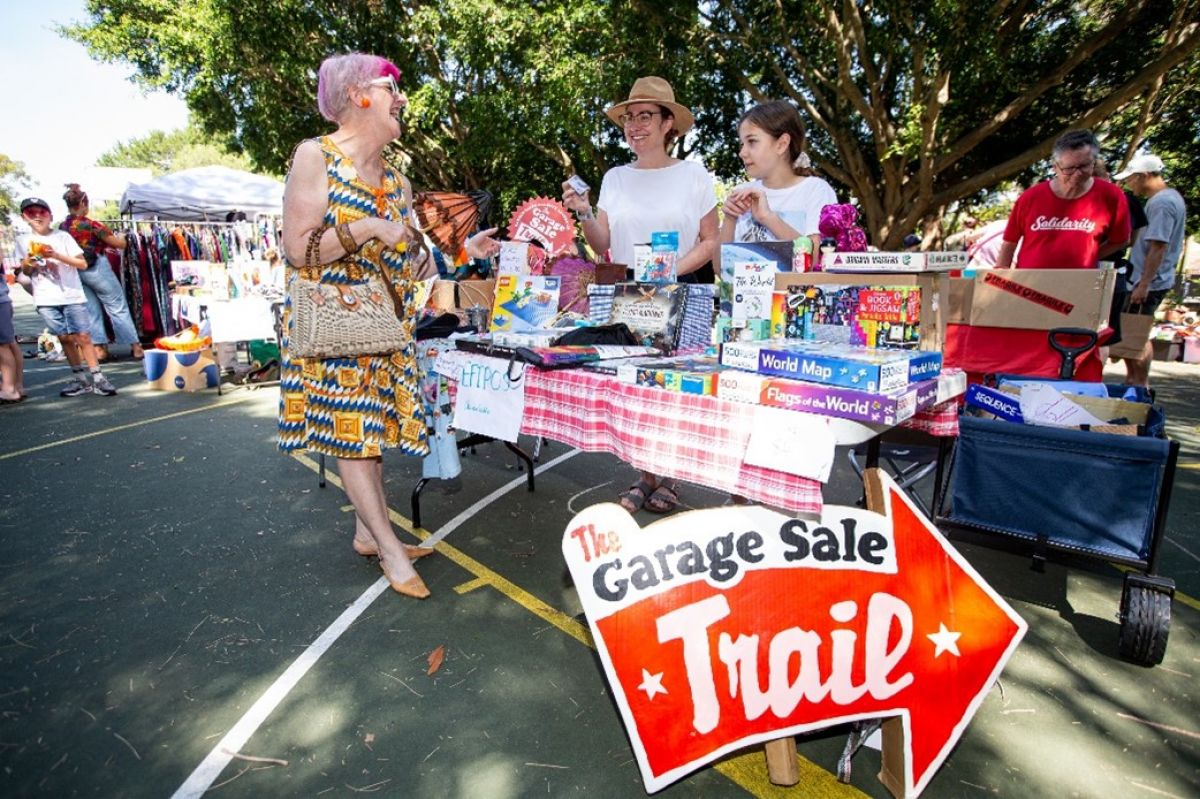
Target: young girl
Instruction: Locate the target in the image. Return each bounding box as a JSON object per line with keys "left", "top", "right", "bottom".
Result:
{"left": 719, "top": 100, "right": 837, "bottom": 260}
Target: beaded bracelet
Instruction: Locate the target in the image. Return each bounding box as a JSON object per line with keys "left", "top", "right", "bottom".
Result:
{"left": 334, "top": 222, "right": 359, "bottom": 255}
{"left": 304, "top": 225, "right": 328, "bottom": 268}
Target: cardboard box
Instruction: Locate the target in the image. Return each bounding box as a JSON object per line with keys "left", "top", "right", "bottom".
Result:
{"left": 455, "top": 278, "right": 496, "bottom": 311}
{"left": 947, "top": 278, "right": 973, "bottom": 325}
{"left": 714, "top": 317, "right": 771, "bottom": 343}
{"left": 616, "top": 356, "right": 721, "bottom": 395}
{"left": 721, "top": 340, "right": 942, "bottom": 393}
{"left": 759, "top": 376, "right": 939, "bottom": 425}
{"left": 715, "top": 370, "right": 769, "bottom": 404}
{"left": 966, "top": 269, "right": 1116, "bottom": 331}
{"left": 772, "top": 272, "right": 948, "bottom": 351}
{"left": 821, "top": 250, "right": 966, "bottom": 272}
{"left": 143, "top": 349, "right": 219, "bottom": 392}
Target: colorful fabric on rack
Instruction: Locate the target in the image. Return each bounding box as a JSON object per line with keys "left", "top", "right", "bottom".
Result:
{"left": 277, "top": 135, "right": 429, "bottom": 459}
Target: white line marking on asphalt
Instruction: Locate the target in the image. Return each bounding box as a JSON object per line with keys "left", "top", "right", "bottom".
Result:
{"left": 171, "top": 579, "right": 389, "bottom": 799}
{"left": 418, "top": 448, "right": 581, "bottom": 548}
{"left": 566, "top": 480, "right": 612, "bottom": 514}
{"left": 172, "top": 445, "right": 581, "bottom": 797}
{"left": 1165, "top": 535, "right": 1200, "bottom": 564}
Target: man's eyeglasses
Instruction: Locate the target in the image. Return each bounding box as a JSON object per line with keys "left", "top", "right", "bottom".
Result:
{"left": 1055, "top": 160, "right": 1095, "bottom": 175}
{"left": 368, "top": 76, "right": 401, "bottom": 98}
{"left": 618, "top": 110, "right": 663, "bottom": 127}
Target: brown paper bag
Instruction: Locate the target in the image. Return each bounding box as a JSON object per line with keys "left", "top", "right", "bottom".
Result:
{"left": 1109, "top": 312, "right": 1154, "bottom": 360}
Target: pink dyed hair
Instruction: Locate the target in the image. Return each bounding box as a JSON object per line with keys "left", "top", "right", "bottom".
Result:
{"left": 316, "top": 53, "right": 401, "bottom": 123}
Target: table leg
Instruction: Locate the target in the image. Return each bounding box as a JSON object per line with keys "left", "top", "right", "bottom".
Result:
{"left": 411, "top": 478, "right": 430, "bottom": 529}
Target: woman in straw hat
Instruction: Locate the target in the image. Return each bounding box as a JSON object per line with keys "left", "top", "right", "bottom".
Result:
{"left": 562, "top": 76, "right": 718, "bottom": 514}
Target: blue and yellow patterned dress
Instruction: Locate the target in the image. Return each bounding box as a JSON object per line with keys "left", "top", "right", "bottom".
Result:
{"left": 277, "top": 136, "right": 429, "bottom": 459}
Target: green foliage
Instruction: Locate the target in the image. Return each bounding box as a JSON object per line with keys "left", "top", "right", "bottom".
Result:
{"left": 0, "top": 154, "right": 32, "bottom": 226}
{"left": 96, "top": 124, "right": 260, "bottom": 176}
{"left": 66, "top": 0, "right": 714, "bottom": 223}
{"left": 689, "top": 0, "right": 1200, "bottom": 246}
{"left": 1102, "top": 54, "right": 1200, "bottom": 237}
{"left": 66, "top": 0, "right": 1200, "bottom": 244}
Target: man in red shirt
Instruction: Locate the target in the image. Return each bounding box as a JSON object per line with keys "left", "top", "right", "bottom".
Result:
{"left": 997, "top": 129, "right": 1131, "bottom": 269}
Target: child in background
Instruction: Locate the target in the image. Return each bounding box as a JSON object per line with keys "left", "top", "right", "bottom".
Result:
{"left": 15, "top": 197, "right": 117, "bottom": 397}
{"left": 718, "top": 100, "right": 838, "bottom": 266}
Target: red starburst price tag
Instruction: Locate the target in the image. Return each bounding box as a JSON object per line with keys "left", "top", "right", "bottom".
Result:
{"left": 508, "top": 197, "right": 577, "bottom": 257}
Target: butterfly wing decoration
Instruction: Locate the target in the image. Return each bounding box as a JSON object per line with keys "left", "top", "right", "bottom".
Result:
{"left": 412, "top": 190, "right": 494, "bottom": 256}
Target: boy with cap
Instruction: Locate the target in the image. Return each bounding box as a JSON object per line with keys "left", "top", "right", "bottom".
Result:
{"left": 1115, "top": 153, "right": 1188, "bottom": 387}
{"left": 15, "top": 197, "right": 118, "bottom": 396}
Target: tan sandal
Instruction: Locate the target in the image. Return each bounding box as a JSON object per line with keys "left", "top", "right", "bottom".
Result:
{"left": 353, "top": 535, "right": 434, "bottom": 562}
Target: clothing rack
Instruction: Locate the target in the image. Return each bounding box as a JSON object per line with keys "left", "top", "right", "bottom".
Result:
{"left": 104, "top": 218, "right": 284, "bottom": 340}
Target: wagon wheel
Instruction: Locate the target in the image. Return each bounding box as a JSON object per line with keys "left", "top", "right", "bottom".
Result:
{"left": 1117, "top": 574, "right": 1172, "bottom": 666}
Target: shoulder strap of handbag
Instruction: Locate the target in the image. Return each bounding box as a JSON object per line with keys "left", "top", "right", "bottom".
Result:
{"left": 376, "top": 256, "right": 406, "bottom": 319}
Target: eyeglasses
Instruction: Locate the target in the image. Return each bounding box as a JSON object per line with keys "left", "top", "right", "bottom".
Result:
{"left": 1055, "top": 160, "right": 1095, "bottom": 175}
{"left": 368, "top": 76, "right": 401, "bottom": 98}
{"left": 618, "top": 110, "right": 663, "bottom": 127}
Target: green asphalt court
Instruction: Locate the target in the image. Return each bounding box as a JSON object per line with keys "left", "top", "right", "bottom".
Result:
{"left": 2, "top": 290, "right": 1198, "bottom": 798}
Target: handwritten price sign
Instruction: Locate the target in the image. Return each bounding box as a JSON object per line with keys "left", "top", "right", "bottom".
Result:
{"left": 562, "top": 473, "right": 1026, "bottom": 796}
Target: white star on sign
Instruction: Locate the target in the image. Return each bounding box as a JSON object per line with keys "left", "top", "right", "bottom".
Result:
{"left": 927, "top": 623, "right": 962, "bottom": 658}
{"left": 637, "top": 669, "right": 668, "bottom": 700}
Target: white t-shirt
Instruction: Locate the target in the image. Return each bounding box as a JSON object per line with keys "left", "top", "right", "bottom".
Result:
{"left": 597, "top": 160, "right": 717, "bottom": 267}
{"left": 731, "top": 176, "right": 838, "bottom": 243}
{"left": 16, "top": 230, "right": 86, "bottom": 306}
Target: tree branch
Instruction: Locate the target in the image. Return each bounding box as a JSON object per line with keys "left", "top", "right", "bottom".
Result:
{"left": 935, "top": 0, "right": 1150, "bottom": 175}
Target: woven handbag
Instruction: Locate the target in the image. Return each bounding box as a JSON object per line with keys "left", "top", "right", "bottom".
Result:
{"left": 289, "top": 276, "right": 408, "bottom": 358}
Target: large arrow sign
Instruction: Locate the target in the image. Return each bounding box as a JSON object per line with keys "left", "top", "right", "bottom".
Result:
{"left": 562, "top": 472, "right": 1026, "bottom": 796}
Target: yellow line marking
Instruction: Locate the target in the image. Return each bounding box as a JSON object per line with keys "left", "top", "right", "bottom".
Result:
{"left": 290, "top": 451, "right": 861, "bottom": 797}
{"left": 1110, "top": 564, "right": 1200, "bottom": 611}
{"left": 453, "top": 577, "right": 490, "bottom": 595}
{"left": 1178, "top": 462, "right": 1200, "bottom": 470}
{"left": 0, "top": 395, "right": 255, "bottom": 461}
{"left": 340, "top": 504, "right": 355, "bottom": 513}
{"left": 291, "top": 452, "right": 591, "bottom": 647}
{"left": 714, "top": 750, "right": 867, "bottom": 798}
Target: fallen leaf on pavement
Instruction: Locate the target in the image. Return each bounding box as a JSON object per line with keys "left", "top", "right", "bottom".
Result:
{"left": 427, "top": 645, "right": 445, "bottom": 675}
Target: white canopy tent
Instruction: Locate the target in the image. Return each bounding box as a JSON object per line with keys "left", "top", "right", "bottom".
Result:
{"left": 120, "top": 166, "right": 284, "bottom": 221}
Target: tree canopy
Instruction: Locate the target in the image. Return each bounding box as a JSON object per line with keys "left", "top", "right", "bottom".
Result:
{"left": 68, "top": 0, "right": 1200, "bottom": 244}
{"left": 97, "top": 124, "right": 262, "bottom": 176}
{"left": 0, "top": 154, "right": 32, "bottom": 226}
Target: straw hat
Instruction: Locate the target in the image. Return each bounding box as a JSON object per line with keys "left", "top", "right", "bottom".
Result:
{"left": 605, "top": 76, "right": 695, "bottom": 135}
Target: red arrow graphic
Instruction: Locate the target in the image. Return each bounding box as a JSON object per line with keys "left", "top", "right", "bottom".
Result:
{"left": 564, "top": 473, "right": 1027, "bottom": 795}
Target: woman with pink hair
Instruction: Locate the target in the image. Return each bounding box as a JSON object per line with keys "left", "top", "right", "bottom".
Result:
{"left": 278, "top": 53, "right": 500, "bottom": 600}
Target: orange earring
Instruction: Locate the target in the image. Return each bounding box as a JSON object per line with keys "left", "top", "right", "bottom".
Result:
{"left": 360, "top": 97, "right": 371, "bottom": 108}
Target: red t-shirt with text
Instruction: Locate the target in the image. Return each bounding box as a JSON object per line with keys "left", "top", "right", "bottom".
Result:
{"left": 1004, "top": 179, "right": 1131, "bottom": 269}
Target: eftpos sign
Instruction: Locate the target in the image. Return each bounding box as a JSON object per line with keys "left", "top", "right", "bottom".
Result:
{"left": 563, "top": 473, "right": 1026, "bottom": 796}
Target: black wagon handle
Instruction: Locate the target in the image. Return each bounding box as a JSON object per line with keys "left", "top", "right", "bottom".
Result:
{"left": 1048, "top": 327, "right": 1099, "bottom": 380}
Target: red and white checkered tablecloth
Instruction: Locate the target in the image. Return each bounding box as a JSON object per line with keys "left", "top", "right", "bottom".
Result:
{"left": 518, "top": 368, "right": 959, "bottom": 515}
